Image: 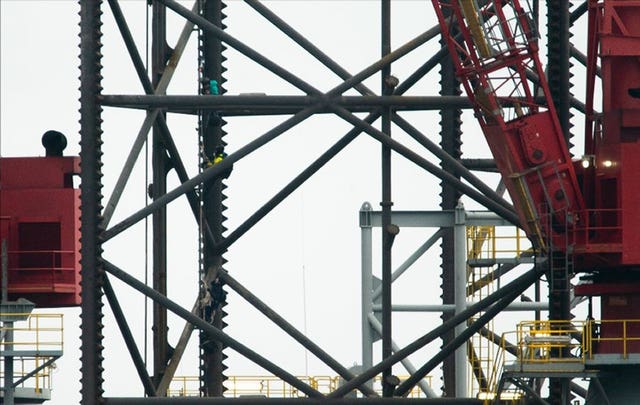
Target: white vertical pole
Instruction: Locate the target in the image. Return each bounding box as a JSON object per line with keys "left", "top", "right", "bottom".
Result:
{"left": 454, "top": 203, "right": 468, "bottom": 397}
{"left": 360, "top": 203, "right": 374, "bottom": 389}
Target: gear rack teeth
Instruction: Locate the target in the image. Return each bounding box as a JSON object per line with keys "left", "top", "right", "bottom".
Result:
{"left": 437, "top": 22, "right": 463, "bottom": 394}
{"left": 199, "top": 0, "right": 230, "bottom": 397}
{"left": 78, "top": 0, "right": 105, "bottom": 401}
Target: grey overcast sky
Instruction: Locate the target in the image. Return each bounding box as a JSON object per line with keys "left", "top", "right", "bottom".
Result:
{"left": 1, "top": 0, "right": 592, "bottom": 402}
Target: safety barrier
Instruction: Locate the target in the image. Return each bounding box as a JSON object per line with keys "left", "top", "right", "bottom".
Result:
{"left": 0, "top": 313, "right": 63, "bottom": 392}
{"left": 6, "top": 250, "right": 77, "bottom": 292}
{"left": 167, "top": 375, "right": 431, "bottom": 397}
{"left": 467, "top": 226, "right": 530, "bottom": 260}
{"left": 588, "top": 319, "right": 640, "bottom": 359}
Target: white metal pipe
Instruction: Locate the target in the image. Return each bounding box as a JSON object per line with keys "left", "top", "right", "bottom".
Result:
{"left": 454, "top": 203, "right": 468, "bottom": 397}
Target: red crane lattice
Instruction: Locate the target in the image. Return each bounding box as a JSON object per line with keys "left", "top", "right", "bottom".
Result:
{"left": 432, "top": 0, "right": 586, "bottom": 250}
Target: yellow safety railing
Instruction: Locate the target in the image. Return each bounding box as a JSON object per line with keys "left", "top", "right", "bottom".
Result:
{"left": 0, "top": 313, "right": 63, "bottom": 392}
{"left": 467, "top": 226, "right": 530, "bottom": 261}
{"left": 482, "top": 322, "right": 579, "bottom": 404}
{"left": 227, "top": 375, "right": 323, "bottom": 398}
{"left": 1, "top": 358, "right": 55, "bottom": 392}
{"left": 0, "top": 313, "right": 64, "bottom": 352}
{"left": 497, "top": 318, "right": 640, "bottom": 367}
{"left": 167, "top": 375, "right": 431, "bottom": 398}
{"left": 516, "top": 320, "right": 584, "bottom": 364}
{"left": 482, "top": 334, "right": 507, "bottom": 400}
{"left": 588, "top": 319, "right": 640, "bottom": 359}
{"left": 467, "top": 225, "right": 495, "bottom": 397}
{"left": 465, "top": 225, "right": 530, "bottom": 398}
{"left": 467, "top": 225, "right": 494, "bottom": 260}
{"left": 478, "top": 390, "right": 524, "bottom": 404}
{"left": 481, "top": 319, "right": 640, "bottom": 404}
{"left": 485, "top": 322, "right": 577, "bottom": 404}
{"left": 167, "top": 376, "right": 200, "bottom": 397}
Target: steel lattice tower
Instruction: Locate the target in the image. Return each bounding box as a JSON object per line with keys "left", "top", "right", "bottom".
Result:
{"left": 74, "top": 0, "right": 586, "bottom": 403}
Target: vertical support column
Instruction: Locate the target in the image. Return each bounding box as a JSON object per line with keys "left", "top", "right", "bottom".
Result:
{"left": 151, "top": 1, "right": 170, "bottom": 389}
{"left": 79, "top": 0, "right": 104, "bottom": 401}
{"left": 549, "top": 250, "right": 571, "bottom": 404}
{"left": 453, "top": 203, "right": 468, "bottom": 398}
{"left": 150, "top": 2, "right": 169, "bottom": 388}
{"left": 3, "top": 324, "right": 14, "bottom": 405}
{"left": 2, "top": 240, "right": 14, "bottom": 405}
{"left": 200, "top": 0, "right": 229, "bottom": 396}
{"left": 546, "top": 0, "right": 572, "bottom": 144}
{"left": 380, "top": 0, "right": 395, "bottom": 398}
{"left": 438, "top": 1, "right": 463, "bottom": 396}
{"left": 1, "top": 240, "right": 6, "bottom": 302}
{"left": 360, "top": 203, "right": 374, "bottom": 388}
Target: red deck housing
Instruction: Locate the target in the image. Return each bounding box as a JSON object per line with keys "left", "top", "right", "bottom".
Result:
{"left": 0, "top": 156, "right": 81, "bottom": 307}
{"left": 593, "top": 0, "right": 640, "bottom": 267}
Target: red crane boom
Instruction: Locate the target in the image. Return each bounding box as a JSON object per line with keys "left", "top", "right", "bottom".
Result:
{"left": 431, "top": 0, "right": 586, "bottom": 251}
{"left": 433, "top": 0, "right": 640, "bottom": 393}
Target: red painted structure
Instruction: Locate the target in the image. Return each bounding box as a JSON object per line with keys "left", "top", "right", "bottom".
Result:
{"left": 431, "top": 0, "right": 585, "bottom": 251}
{"left": 574, "top": 0, "right": 640, "bottom": 353}
{"left": 0, "top": 156, "right": 81, "bottom": 307}
{"left": 431, "top": 0, "right": 640, "bottom": 359}
{"left": 581, "top": 0, "right": 640, "bottom": 267}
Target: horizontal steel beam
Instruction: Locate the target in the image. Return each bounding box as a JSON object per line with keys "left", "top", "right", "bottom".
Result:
{"left": 460, "top": 158, "right": 497, "bottom": 172}
{"left": 359, "top": 210, "right": 515, "bottom": 228}
{"left": 100, "top": 95, "right": 473, "bottom": 110}
{"left": 372, "top": 302, "right": 549, "bottom": 312}
{"left": 103, "top": 399, "right": 484, "bottom": 405}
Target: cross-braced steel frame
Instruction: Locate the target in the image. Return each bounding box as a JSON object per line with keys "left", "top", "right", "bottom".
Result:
{"left": 77, "top": 0, "right": 590, "bottom": 403}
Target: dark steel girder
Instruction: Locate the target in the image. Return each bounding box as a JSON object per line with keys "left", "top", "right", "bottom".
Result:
{"left": 103, "top": 275, "right": 156, "bottom": 396}
{"left": 103, "top": 260, "right": 325, "bottom": 398}
{"left": 459, "top": 158, "right": 498, "bottom": 172}
{"left": 380, "top": 0, "right": 393, "bottom": 397}
{"left": 210, "top": 50, "right": 451, "bottom": 253}
{"left": 329, "top": 106, "right": 521, "bottom": 226}
{"left": 151, "top": 0, "right": 171, "bottom": 387}
{"left": 158, "top": 0, "right": 320, "bottom": 95}
{"left": 100, "top": 95, "right": 474, "bottom": 110}
{"left": 103, "top": 105, "right": 323, "bottom": 242}
{"left": 105, "top": 0, "right": 211, "bottom": 245}
{"left": 79, "top": 0, "right": 105, "bottom": 401}
{"left": 103, "top": 399, "right": 483, "bottom": 405}
{"left": 570, "top": 1, "right": 588, "bottom": 24}
{"left": 106, "top": 42, "right": 452, "bottom": 117}
{"left": 100, "top": 93, "right": 589, "bottom": 115}
{"left": 328, "top": 265, "right": 545, "bottom": 398}
{"left": 83, "top": 0, "right": 590, "bottom": 400}
{"left": 391, "top": 113, "right": 514, "bottom": 213}
{"left": 221, "top": 271, "right": 378, "bottom": 397}
{"left": 199, "top": 0, "right": 229, "bottom": 396}
{"left": 244, "top": 0, "right": 376, "bottom": 97}
{"left": 394, "top": 284, "right": 527, "bottom": 396}
{"left": 159, "top": 0, "right": 439, "bottom": 99}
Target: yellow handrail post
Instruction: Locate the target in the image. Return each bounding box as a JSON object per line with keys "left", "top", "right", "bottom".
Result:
{"left": 623, "top": 320, "right": 627, "bottom": 359}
